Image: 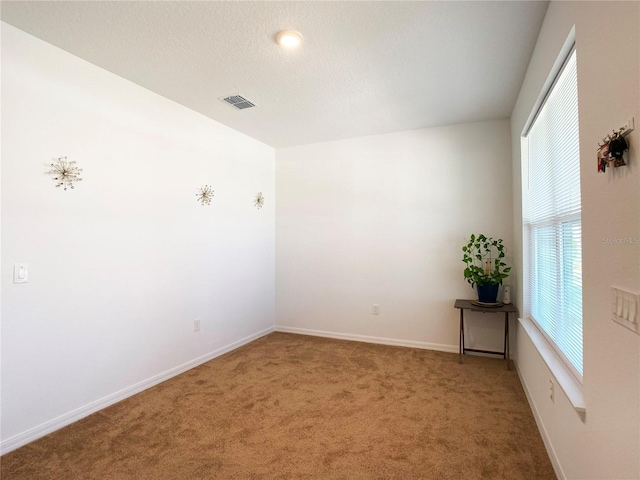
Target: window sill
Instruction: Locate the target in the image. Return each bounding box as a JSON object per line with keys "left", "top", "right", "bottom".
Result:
{"left": 519, "top": 316, "right": 586, "bottom": 421}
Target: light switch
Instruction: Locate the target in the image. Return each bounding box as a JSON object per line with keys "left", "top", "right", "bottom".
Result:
{"left": 616, "top": 296, "right": 623, "bottom": 316}
{"left": 13, "top": 264, "right": 29, "bottom": 284}
{"left": 611, "top": 287, "right": 639, "bottom": 335}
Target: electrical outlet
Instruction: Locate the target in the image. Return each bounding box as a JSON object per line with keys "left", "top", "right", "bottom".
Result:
{"left": 372, "top": 304, "right": 379, "bottom": 315}
{"left": 549, "top": 379, "right": 555, "bottom": 403}
{"left": 194, "top": 319, "right": 201, "bottom": 332}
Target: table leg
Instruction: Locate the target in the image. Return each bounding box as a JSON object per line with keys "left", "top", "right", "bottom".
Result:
{"left": 459, "top": 309, "right": 464, "bottom": 364}
{"left": 504, "top": 312, "right": 510, "bottom": 370}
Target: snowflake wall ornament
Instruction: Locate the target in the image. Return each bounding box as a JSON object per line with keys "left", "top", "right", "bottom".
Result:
{"left": 47, "top": 156, "right": 83, "bottom": 190}
{"left": 196, "top": 185, "right": 214, "bottom": 206}
{"left": 254, "top": 192, "right": 264, "bottom": 209}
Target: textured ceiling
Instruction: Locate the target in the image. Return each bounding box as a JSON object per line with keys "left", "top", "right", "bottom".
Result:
{"left": 1, "top": 1, "right": 548, "bottom": 148}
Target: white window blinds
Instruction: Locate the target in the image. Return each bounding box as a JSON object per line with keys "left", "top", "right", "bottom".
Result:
{"left": 523, "top": 48, "right": 583, "bottom": 379}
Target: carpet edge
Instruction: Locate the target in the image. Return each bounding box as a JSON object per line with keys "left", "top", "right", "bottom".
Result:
{"left": 0, "top": 325, "right": 276, "bottom": 456}
{"left": 274, "top": 326, "right": 458, "bottom": 353}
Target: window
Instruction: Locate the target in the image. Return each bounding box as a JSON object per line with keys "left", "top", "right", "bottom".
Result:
{"left": 522, "top": 47, "right": 583, "bottom": 381}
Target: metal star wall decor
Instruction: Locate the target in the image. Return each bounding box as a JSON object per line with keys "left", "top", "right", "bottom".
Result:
{"left": 196, "top": 185, "right": 214, "bottom": 206}
{"left": 254, "top": 192, "right": 265, "bottom": 209}
{"left": 47, "top": 156, "right": 83, "bottom": 190}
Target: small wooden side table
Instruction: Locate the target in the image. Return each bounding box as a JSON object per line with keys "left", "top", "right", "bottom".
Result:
{"left": 454, "top": 299, "right": 518, "bottom": 369}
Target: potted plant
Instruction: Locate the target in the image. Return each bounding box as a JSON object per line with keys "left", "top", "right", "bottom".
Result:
{"left": 462, "top": 234, "right": 511, "bottom": 303}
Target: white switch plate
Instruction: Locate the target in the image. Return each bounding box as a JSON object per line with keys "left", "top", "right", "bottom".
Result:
{"left": 194, "top": 319, "right": 201, "bottom": 332}
{"left": 372, "top": 304, "right": 379, "bottom": 315}
{"left": 13, "top": 264, "right": 29, "bottom": 284}
{"left": 611, "top": 287, "right": 639, "bottom": 335}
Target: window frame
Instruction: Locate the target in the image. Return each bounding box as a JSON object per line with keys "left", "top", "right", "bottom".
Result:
{"left": 521, "top": 43, "right": 583, "bottom": 384}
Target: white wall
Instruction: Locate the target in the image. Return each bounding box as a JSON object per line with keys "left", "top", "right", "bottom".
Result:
{"left": 511, "top": 2, "right": 640, "bottom": 479}
{"left": 276, "top": 120, "right": 514, "bottom": 351}
{"left": 1, "top": 24, "right": 275, "bottom": 451}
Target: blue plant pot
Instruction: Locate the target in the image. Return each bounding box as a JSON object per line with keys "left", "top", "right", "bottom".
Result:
{"left": 477, "top": 284, "right": 499, "bottom": 303}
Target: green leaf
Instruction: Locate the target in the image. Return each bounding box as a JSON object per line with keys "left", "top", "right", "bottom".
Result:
{"left": 462, "top": 235, "right": 509, "bottom": 286}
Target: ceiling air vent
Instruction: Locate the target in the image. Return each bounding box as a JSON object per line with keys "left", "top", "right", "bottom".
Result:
{"left": 220, "top": 94, "right": 256, "bottom": 110}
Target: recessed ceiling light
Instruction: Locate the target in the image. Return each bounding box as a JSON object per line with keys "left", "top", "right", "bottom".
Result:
{"left": 276, "top": 30, "right": 303, "bottom": 48}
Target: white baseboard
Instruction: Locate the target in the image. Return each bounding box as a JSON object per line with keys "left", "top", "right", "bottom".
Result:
{"left": 0, "top": 326, "right": 275, "bottom": 455}
{"left": 513, "top": 358, "right": 565, "bottom": 480}
{"left": 275, "top": 325, "right": 458, "bottom": 353}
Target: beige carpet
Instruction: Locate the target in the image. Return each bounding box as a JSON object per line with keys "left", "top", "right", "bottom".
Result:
{"left": 1, "top": 332, "right": 555, "bottom": 479}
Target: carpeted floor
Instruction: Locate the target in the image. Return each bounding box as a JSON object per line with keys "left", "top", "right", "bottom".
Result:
{"left": 1, "top": 332, "right": 555, "bottom": 479}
